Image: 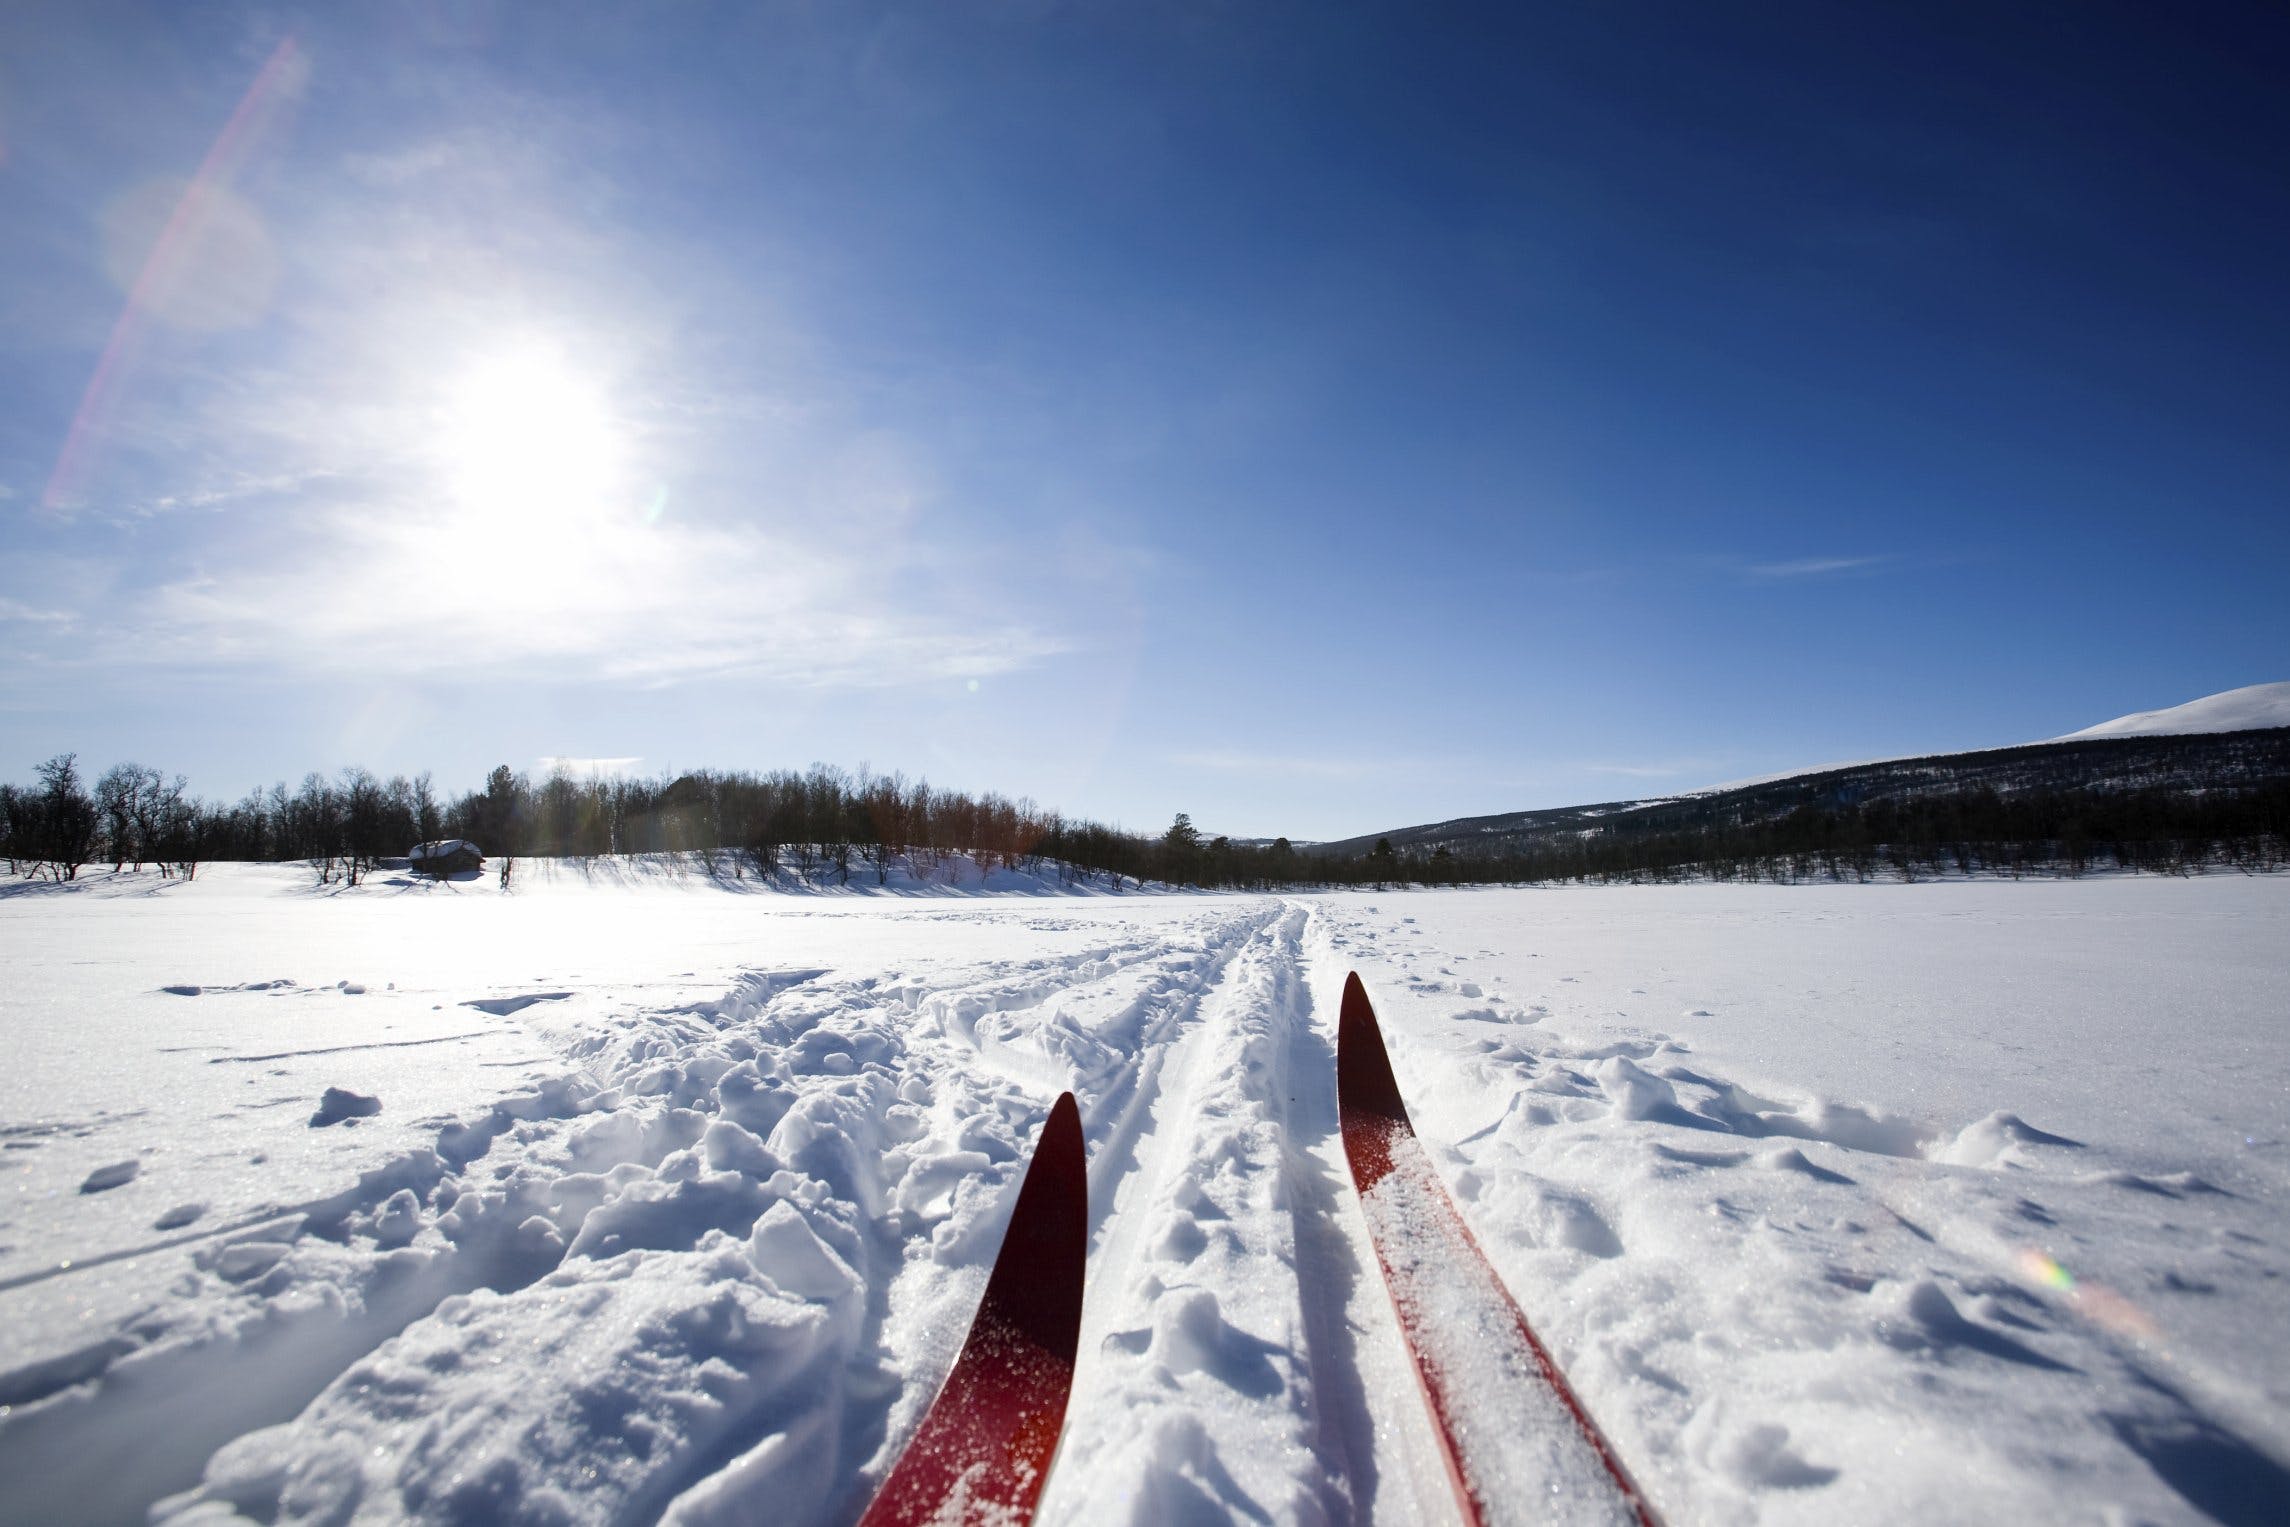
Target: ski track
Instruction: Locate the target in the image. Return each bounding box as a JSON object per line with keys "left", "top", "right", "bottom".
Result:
{"left": 3, "top": 872, "right": 2286, "bottom": 1525}
{"left": 1039, "top": 903, "right": 1341, "bottom": 1525}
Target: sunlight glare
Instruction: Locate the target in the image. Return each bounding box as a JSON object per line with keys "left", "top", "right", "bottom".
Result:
{"left": 437, "top": 344, "right": 627, "bottom": 532}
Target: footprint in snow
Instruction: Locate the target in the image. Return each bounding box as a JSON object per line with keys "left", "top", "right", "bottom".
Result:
{"left": 80, "top": 1160, "right": 141, "bottom": 1193}
{"left": 1698, "top": 1415, "right": 1838, "bottom": 1491}
{"left": 310, "top": 1087, "right": 382, "bottom": 1127}
{"left": 1144, "top": 1288, "right": 1283, "bottom": 1397}
{"left": 461, "top": 992, "right": 574, "bottom": 1017}
{"left": 211, "top": 1242, "right": 291, "bottom": 1283}
{"left": 160, "top": 979, "right": 297, "bottom": 997}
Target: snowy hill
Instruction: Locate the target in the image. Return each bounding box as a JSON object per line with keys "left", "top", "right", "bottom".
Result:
{"left": 2056, "top": 680, "right": 2290, "bottom": 740}
{"left": 1319, "top": 685, "right": 2290, "bottom": 870}
{"left": 1656, "top": 681, "right": 2290, "bottom": 801}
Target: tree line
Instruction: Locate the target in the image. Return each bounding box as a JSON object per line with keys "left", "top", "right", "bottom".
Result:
{"left": 5, "top": 741, "right": 2286, "bottom": 892}
{"left": 0, "top": 755, "right": 1301, "bottom": 890}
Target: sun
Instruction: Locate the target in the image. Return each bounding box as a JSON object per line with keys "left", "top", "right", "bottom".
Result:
{"left": 436, "top": 343, "right": 627, "bottom": 531}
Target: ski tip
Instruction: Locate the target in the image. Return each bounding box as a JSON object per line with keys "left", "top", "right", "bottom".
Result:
{"left": 1336, "top": 972, "right": 1409, "bottom": 1127}
{"left": 1039, "top": 1092, "right": 1083, "bottom": 1198}
{"left": 1046, "top": 1089, "right": 1081, "bottom": 1146}
{"left": 978, "top": 1089, "right": 1088, "bottom": 1360}
{"left": 858, "top": 1093, "right": 1088, "bottom": 1527}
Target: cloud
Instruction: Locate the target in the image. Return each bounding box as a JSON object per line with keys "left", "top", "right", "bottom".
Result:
{"left": 114, "top": 504, "right": 1067, "bottom": 686}
{"left": 136, "top": 470, "right": 334, "bottom": 520}
{"left": 537, "top": 756, "right": 644, "bottom": 777}
{"left": 1744, "top": 554, "right": 1891, "bottom": 580}
{"left": 0, "top": 597, "right": 78, "bottom": 627}
{"left": 17, "top": 106, "right": 1074, "bottom": 695}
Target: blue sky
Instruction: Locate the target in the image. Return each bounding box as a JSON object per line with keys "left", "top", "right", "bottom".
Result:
{"left": 3, "top": 1, "right": 2284, "bottom": 841}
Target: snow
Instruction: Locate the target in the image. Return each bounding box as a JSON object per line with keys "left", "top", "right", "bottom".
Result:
{"left": 2055, "top": 680, "right": 2290, "bottom": 740}
{"left": 2, "top": 861, "right": 2287, "bottom": 1524}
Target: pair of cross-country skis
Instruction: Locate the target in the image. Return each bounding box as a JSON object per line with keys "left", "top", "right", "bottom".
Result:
{"left": 856, "top": 974, "right": 1662, "bottom": 1527}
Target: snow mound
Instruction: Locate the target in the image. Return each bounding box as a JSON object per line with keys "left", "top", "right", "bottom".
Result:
{"left": 2057, "top": 680, "right": 2290, "bottom": 740}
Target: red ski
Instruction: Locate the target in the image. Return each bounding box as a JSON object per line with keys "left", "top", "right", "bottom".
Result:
{"left": 1338, "top": 973, "right": 1659, "bottom": 1527}
{"left": 857, "top": 1091, "right": 1087, "bottom": 1527}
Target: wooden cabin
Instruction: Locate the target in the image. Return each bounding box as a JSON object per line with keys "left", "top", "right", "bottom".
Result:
{"left": 408, "top": 838, "right": 485, "bottom": 876}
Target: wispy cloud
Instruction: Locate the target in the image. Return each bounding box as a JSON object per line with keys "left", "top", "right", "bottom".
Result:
{"left": 1744, "top": 554, "right": 1891, "bottom": 580}
{"left": 117, "top": 504, "right": 1067, "bottom": 688}
{"left": 8, "top": 106, "right": 1075, "bottom": 695}
{"left": 538, "top": 756, "right": 644, "bottom": 777}
{"left": 0, "top": 598, "right": 78, "bottom": 627}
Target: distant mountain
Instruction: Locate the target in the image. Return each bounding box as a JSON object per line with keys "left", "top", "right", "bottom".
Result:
{"left": 1690, "top": 681, "right": 2290, "bottom": 797}
{"left": 2055, "top": 681, "right": 2290, "bottom": 741}
{"left": 1313, "top": 684, "right": 2290, "bottom": 871}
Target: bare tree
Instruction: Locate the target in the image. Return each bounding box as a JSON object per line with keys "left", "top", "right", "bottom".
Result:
{"left": 97, "top": 763, "right": 158, "bottom": 871}
{"left": 413, "top": 771, "right": 441, "bottom": 844}
{"left": 0, "top": 783, "right": 24, "bottom": 875}
{"left": 127, "top": 766, "right": 173, "bottom": 872}
{"left": 35, "top": 754, "right": 98, "bottom": 881}
{"left": 146, "top": 774, "right": 202, "bottom": 879}
{"left": 292, "top": 772, "right": 343, "bottom": 883}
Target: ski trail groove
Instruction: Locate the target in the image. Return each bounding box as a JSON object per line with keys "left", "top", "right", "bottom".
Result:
{"left": 1268, "top": 903, "right": 1383, "bottom": 1523}
{"left": 829, "top": 904, "right": 1281, "bottom": 1521}
{"left": 1039, "top": 902, "right": 1353, "bottom": 1526}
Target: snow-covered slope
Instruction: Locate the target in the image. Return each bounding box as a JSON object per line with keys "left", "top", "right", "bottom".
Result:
{"left": 2055, "top": 680, "right": 2290, "bottom": 740}
{"left": 1324, "top": 682, "right": 2290, "bottom": 860}
{"left": 1650, "top": 682, "right": 2289, "bottom": 800}
{"left": 2, "top": 864, "right": 2286, "bottom": 1524}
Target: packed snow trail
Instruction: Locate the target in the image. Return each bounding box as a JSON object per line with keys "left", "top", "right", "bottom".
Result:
{"left": 1036, "top": 904, "right": 1405, "bottom": 1524}
{"left": 2, "top": 864, "right": 2287, "bottom": 1524}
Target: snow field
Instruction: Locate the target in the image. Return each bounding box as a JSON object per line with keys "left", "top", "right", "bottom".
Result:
{"left": 1, "top": 864, "right": 2285, "bottom": 1524}
{"left": 1315, "top": 883, "right": 2290, "bottom": 1525}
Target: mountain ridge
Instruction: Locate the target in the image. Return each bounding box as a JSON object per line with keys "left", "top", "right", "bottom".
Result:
{"left": 1315, "top": 683, "right": 2290, "bottom": 862}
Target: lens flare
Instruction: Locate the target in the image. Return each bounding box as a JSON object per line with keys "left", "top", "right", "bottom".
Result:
{"left": 43, "top": 35, "right": 308, "bottom": 511}
{"left": 2016, "top": 1248, "right": 2075, "bottom": 1291}
{"left": 2015, "top": 1247, "right": 2161, "bottom": 1343}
